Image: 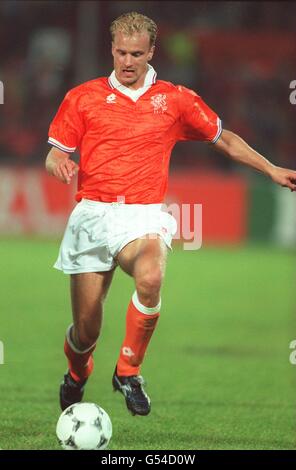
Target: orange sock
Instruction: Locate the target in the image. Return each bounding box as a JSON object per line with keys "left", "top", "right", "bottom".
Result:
{"left": 64, "top": 325, "right": 96, "bottom": 383}
{"left": 117, "top": 292, "right": 160, "bottom": 376}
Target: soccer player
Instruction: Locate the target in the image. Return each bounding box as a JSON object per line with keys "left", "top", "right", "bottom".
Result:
{"left": 45, "top": 12, "right": 296, "bottom": 416}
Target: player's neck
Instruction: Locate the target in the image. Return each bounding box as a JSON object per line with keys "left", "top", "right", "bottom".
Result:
{"left": 126, "top": 81, "right": 144, "bottom": 90}
{"left": 125, "top": 80, "right": 145, "bottom": 91}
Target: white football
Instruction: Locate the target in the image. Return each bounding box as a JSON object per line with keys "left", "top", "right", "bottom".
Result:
{"left": 56, "top": 402, "right": 112, "bottom": 450}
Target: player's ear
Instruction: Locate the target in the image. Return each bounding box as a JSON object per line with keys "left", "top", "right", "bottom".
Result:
{"left": 147, "top": 46, "right": 155, "bottom": 62}
{"left": 111, "top": 42, "right": 115, "bottom": 57}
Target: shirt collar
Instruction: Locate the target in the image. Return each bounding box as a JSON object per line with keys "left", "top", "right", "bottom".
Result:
{"left": 108, "top": 64, "right": 157, "bottom": 101}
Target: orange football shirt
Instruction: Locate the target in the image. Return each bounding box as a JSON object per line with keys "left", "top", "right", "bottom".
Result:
{"left": 48, "top": 74, "right": 222, "bottom": 203}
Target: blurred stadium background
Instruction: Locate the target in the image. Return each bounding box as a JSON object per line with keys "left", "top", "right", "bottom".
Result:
{"left": 0, "top": 1, "right": 295, "bottom": 450}
{"left": 1, "top": 0, "right": 296, "bottom": 243}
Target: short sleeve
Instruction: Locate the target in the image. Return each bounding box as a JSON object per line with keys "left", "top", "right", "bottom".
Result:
{"left": 48, "top": 90, "right": 85, "bottom": 153}
{"left": 177, "top": 85, "right": 222, "bottom": 143}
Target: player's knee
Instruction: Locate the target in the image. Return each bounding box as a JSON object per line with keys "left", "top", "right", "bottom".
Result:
{"left": 136, "top": 269, "right": 163, "bottom": 296}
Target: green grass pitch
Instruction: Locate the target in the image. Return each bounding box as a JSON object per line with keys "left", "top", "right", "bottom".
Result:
{"left": 0, "top": 238, "right": 295, "bottom": 450}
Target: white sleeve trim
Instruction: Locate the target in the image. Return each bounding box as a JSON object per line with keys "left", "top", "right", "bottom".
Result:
{"left": 132, "top": 291, "right": 161, "bottom": 315}
{"left": 48, "top": 137, "right": 76, "bottom": 153}
{"left": 211, "top": 118, "right": 222, "bottom": 143}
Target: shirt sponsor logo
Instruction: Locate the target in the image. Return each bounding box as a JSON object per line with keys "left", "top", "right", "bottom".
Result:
{"left": 151, "top": 93, "right": 167, "bottom": 114}
{"left": 106, "top": 93, "right": 117, "bottom": 104}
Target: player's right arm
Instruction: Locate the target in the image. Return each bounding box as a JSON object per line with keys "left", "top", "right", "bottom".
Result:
{"left": 45, "top": 146, "right": 79, "bottom": 185}
{"left": 46, "top": 87, "right": 84, "bottom": 184}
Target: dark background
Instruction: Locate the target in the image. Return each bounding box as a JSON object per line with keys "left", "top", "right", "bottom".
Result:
{"left": 1, "top": 0, "right": 295, "bottom": 172}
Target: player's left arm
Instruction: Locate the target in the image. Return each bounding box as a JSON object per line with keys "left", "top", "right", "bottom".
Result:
{"left": 214, "top": 129, "right": 296, "bottom": 191}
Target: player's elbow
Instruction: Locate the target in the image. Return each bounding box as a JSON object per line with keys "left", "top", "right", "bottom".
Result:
{"left": 214, "top": 129, "right": 243, "bottom": 158}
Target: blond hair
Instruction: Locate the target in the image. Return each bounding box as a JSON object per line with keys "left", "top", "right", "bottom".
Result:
{"left": 110, "top": 12, "right": 157, "bottom": 47}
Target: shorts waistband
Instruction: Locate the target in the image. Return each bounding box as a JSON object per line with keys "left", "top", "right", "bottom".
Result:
{"left": 80, "top": 199, "right": 163, "bottom": 210}
{"left": 81, "top": 198, "right": 124, "bottom": 207}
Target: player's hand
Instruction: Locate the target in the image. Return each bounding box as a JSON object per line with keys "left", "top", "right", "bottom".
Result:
{"left": 46, "top": 147, "right": 79, "bottom": 184}
{"left": 53, "top": 158, "right": 79, "bottom": 184}
{"left": 269, "top": 166, "right": 296, "bottom": 192}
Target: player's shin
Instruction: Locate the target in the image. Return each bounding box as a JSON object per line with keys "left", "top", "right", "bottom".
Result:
{"left": 64, "top": 324, "right": 96, "bottom": 383}
{"left": 116, "top": 291, "right": 160, "bottom": 376}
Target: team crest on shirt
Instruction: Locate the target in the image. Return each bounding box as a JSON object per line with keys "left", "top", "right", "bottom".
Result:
{"left": 106, "top": 93, "right": 117, "bottom": 104}
{"left": 150, "top": 94, "right": 167, "bottom": 114}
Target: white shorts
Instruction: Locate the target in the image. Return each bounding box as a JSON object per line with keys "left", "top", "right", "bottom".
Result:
{"left": 54, "top": 199, "right": 177, "bottom": 274}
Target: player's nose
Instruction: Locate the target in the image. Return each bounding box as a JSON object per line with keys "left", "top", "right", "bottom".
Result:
{"left": 123, "top": 54, "right": 133, "bottom": 67}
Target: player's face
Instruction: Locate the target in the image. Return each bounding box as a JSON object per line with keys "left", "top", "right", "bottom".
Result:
{"left": 112, "top": 31, "right": 154, "bottom": 89}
